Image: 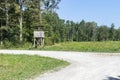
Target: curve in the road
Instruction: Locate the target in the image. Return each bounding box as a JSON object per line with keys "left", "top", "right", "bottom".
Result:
{"left": 0, "top": 50, "right": 120, "bottom": 80}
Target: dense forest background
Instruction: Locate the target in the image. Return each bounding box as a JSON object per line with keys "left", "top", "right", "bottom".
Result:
{"left": 0, "top": 0, "right": 120, "bottom": 47}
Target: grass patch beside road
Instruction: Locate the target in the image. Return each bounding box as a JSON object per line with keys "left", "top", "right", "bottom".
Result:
{"left": 0, "top": 54, "right": 69, "bottom": 80}
{"left": 1, "top": 41, "right": 120, "bottom": 52}
{"left": 42, "top": 41, "right": 120, "bottom": 52}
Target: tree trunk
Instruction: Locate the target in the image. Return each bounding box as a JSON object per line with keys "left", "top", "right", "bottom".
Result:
{"left": 5, "top": 0, "right": 9, "bottom": 27}
{"left": 19, "top": 1, "right": 23, "bottom": 43}
{"left": 0, "top": 20, "right": 3, "bottom": 46}
{"left": 19, "top": 13, "right": 23, "bottom": 43}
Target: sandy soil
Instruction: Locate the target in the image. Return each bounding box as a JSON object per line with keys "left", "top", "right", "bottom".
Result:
{"left": 0, "top": 50, "right": 120, "bottom": 80}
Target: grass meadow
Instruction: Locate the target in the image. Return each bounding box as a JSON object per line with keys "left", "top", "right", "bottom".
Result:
{"left": 42, "top": 41, "right": 120, "bottom": 52}
{"left": 0, "top": 54, "right": 69, "bottom": 80}
{"left": 1, "top": 41, "right": 120, "bottom": 52}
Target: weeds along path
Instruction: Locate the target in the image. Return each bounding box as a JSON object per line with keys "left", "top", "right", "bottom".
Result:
{"left": 1, "top": 50, "right": 120, "bottom": 80}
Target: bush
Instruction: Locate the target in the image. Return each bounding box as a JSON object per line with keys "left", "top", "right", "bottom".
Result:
{"left": 44, "top": 37, "right": 54, "bottom": 45}
{"left": 3, "top": 40, "right": 13, "bottom": 48}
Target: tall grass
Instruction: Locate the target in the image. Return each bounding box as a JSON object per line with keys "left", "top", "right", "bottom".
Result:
{"left": 1, "top": 41, "right": 120, "bottom": 52}
{"left": 0, "top": 54, "right": 69, "bottom": 80}
{"left": 42, "top": 41, "right": 120, "bottom": 52}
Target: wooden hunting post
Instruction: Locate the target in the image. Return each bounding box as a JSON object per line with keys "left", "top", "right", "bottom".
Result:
{"left": 33, "top": 30, "right": 44, "bottom": 47}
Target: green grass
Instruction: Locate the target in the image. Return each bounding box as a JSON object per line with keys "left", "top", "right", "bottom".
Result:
{"left": 1, "top": 41, "right": 120, "bottom": 52}
{"left": 0, "top": 54, "right": 69, "bottom": 80}
{"left": 41, "top": 41, "right": 120, "bottom": 52}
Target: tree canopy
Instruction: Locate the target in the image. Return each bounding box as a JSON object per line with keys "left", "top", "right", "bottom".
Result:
{"left": 0, "top": 0, "right": 120, "bottom": 47}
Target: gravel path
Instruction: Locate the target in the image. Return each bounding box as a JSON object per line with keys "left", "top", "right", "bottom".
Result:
{"left": 0, "top": 50, "right": 120, "bottom": 80}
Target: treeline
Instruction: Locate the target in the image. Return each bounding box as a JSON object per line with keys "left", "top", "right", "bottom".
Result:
{"left": 57, "top": 20, "right": 120, "bottom": 42}
{"left": 0, "top": 0, "right": 120, "bottom": 47}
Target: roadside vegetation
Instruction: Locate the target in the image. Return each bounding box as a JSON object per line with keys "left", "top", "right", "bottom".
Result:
{"left": 0, "top": 54, "right": 69, "bottom": 80}
{"left": 40, "top": 41, "right": 120, "bottom": 52}
{"left": 0, "top": 0, "right": 120, "bottom": 52}
{"left": 1, "top": 41, "right": 120, "bottom": 52}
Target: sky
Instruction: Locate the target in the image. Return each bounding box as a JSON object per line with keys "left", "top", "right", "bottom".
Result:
{"left": 57, "top": 0, "right": 120, "bottom": 28}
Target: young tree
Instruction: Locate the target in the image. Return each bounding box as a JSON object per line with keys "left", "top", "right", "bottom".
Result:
{"left": 18, "top": 0, "right": 25, "bottom": 43}
{"left": 109, "top": 23, "right": 115, "bottom": 41}
{"left": 42, "top": 0, "right": 61, "bottom": 12}
{"left": 97, "top": 25, "right": 109, "bottom": 41}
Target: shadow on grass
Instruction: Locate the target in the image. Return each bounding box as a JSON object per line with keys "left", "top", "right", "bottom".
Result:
{"left": 104, "top": 76, "right": 120, "bottom": 80}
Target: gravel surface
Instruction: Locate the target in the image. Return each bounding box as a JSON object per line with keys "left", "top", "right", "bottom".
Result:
{"left": 0, "top": 50, "right": 120, "bottom": 80}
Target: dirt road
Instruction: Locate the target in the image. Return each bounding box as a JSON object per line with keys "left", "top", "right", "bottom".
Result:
{"left": 0, "top": 50, "right": 120, "bottom": 80}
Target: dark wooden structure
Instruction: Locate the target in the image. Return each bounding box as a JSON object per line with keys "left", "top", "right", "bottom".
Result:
{"left": 33, "top": 30, "right": 44, "bottom": 47}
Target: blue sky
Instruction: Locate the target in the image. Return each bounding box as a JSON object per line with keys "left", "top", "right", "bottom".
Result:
{"left": 57, "top": 0, "right": 120, "bottom": 28}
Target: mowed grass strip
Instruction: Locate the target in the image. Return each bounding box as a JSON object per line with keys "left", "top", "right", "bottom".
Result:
{"left": 0, "top": 54, "right": 69, "bottom": 80}
{"left": 43, "top": 41, "right": 120, "bottom": 52}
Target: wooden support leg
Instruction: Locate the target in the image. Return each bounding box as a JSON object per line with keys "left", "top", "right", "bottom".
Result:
{"left": 33, "top": 38, "right": 36, "bottom": 48}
